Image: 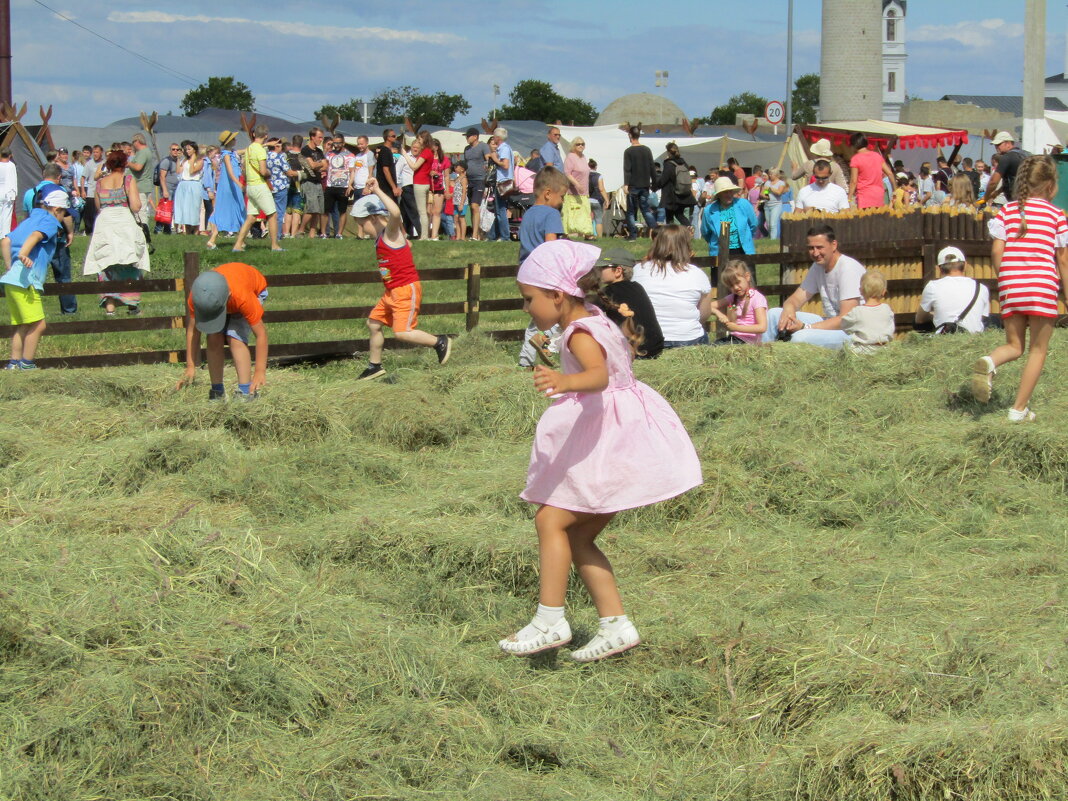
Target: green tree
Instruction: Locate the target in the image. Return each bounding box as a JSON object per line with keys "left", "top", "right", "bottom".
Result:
{"left": 496, "top": 79, "right": 598, "bottom": 125}
{"left": 707, "top": 91, "right": 769, "bottom": 126}
{"left": 180, "top": 76, "right": 254, "bottom": 117}
{"left": 368, "top": 85, "right": 471, "bottom": 127}
{"left": 314, "top": 98, "right": 368, "bottom": 122}
{"left": 791, "top": 73, "right": 820, "bottom": 125}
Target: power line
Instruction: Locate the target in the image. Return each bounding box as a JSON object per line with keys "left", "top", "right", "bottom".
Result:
{"left": 31, "top": 0, "right": 303, "bottom": 123}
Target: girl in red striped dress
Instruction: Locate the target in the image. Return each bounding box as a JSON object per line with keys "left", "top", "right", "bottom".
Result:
{"left": 972, "top": 155, "right": 1068, "bottom": 420}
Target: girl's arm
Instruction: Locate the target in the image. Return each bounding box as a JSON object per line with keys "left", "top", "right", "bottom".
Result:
{"left": 697, "top": 291, "right": 712, "bottom": 324}
{"left": 1, "top": 236, "right": 12, "bottom": 270}
{"left": 250, "top": 321, "right": 269, "bottom": 392}
{"left": 726, "top": 305, "right": 768, "bottom": 334}
{"left": 532, "top": 331, "right": 608, "bottom": 395}
{"left": 991, "top": 238, "right": 1005, "bottom": 275}
{"left": 17, "top": 231, "right": 44, "bottom": 267}
{"left": 848, "top": 166, "right": 859, "bottom": 204}
{"left": 1057, "top": 246, "right": 1068, "bottom": 304}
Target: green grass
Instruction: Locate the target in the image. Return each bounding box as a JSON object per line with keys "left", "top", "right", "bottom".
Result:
{"left": 3, "top": 328, "right": 1068, "bottom": 799}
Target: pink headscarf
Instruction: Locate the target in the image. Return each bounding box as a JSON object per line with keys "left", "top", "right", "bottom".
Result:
{"left": 517, "top": 240, "right": 601, "bottom": 298}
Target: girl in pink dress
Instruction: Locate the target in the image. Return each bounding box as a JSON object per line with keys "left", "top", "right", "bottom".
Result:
{"left": 501, "top": 240, "right": 702, "bottom": 662}
{"left": 972, "top": 155, "right": 1068, "bottom": 421}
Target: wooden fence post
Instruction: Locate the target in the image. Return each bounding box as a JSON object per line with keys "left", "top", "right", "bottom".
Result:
{"left": 465, "top": 262, "right": 481, "bottom": 331}
{"left": 181, "top": 251, "right": 199, "bottom": 329}
{"left": 717, "top": 220, "right": 730, "bottom": 281}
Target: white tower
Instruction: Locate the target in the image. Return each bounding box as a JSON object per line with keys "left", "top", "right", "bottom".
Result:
{"left": 820, "top": 0, "right": 883, "bottom": 122}
{"left": 882, "top": 0, "right": 907, "bottom": 121}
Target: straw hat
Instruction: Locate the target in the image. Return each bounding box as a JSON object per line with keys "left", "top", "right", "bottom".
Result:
{"left": 218, "top": 130, "right": 237, "bottom": 145}
{"left": 711, "top": 176, "right": 741, "bottom": 196}
{"left": 810, "top": 138, "right": 833, "bottom": 157}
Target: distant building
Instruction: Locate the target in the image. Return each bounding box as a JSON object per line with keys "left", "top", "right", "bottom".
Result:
{"left": 882, "top": 0, "right": 907, "bottom": 121}
{"left": 596, "top": 93, "right": 687, "bottom": 129}
{"left": 820, "top": 0, "right": 882, "bottom": 122}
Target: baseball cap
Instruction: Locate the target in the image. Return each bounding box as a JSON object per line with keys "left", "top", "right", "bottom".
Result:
{"left": 350, "top": 195, "right": 389, "bottom": 219}
{"left": 937, "top": 246, "right": 966, "bottom": 266}
{"left": 41, "top": 189, "right": 70, "bottom": 209}
{"left": 594, "top": 248, "right": 636, "bottom": 269}
{"left": 991, "top": 131, "right": 1014, "bottom": 145}
{"left": 465, "top": 127, "right": 480, "bottom": 138}
{"left": 190, "top": 271, "right": 231, "bottom": 334}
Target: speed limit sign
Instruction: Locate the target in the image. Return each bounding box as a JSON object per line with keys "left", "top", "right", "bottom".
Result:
{"left": 765, "top": 100, "right": 785, "bottom": 125}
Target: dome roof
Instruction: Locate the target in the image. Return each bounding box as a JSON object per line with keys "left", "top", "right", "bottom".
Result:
{"left": 596, "top": 93, "right": 687, "bottom": 126}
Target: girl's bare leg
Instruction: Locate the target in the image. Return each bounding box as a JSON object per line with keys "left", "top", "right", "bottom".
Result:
{"left": 1012, "top": 316, "right": 1056, "bottom": 411}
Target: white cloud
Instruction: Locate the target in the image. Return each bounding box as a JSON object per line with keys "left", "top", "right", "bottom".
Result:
{"left": 107, "top": 11, "right": 462, "bottom": 45}
{"left": 910, "top": 18, "right": 1024, "bottom": 48}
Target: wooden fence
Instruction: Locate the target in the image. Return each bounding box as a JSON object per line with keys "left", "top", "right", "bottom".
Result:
{"left": 1, "top": 230, "right": 1046, "bottom": 369}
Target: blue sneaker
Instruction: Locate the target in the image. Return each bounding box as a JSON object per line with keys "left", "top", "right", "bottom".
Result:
{"left": 18, "top": 360, "right": 37, "bottom": 370}
{"left": 4, "top": 360, "right": 18, "bottom": 370}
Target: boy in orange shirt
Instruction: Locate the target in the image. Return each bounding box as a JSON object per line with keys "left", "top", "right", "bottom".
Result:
{"left": 179, "top": 261, "right": 269, "bottom": 400}
{"left": 352, "top": 177, "right": 451, "bottom": 380}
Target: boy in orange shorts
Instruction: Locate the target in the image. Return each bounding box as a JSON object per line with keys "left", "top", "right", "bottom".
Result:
{"left": 178, "top": 261, "right": 269, "bottom": 400}
{"left": 353, "top": 177, "right": 451, "bottom": 380}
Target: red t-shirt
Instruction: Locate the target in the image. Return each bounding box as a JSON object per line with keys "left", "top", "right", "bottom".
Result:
{"left": 376, "top": 236, "right": 419, "bottom": 290}
{"left": 187, "top": 262, "right": 267, "bottom": 325}
{"left": 850, "top": 148, "right": 886, "bottom": 208}
{"left": 413, "top": 148, "right": 433, "bottom": 185}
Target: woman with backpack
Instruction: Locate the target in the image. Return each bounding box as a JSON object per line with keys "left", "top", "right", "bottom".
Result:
{"left": 657, "top": 142, "right": 696, "bottom": 226}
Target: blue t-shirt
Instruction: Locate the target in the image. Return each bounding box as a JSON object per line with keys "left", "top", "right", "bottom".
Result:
{"left": 518, "top": 204, "right": 564, "bottom": 264}
{"left": 495, "top": 142, "right": 515, "bottom": 181}
{"left": 0, "top": 208, "right": 63, "bottom": 290}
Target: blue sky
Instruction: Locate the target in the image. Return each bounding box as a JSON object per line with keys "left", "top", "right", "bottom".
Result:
{"left": 12, "top": 0, "right": 1066, "bottom": 127}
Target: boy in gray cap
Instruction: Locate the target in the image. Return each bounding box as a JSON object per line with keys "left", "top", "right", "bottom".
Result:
{"left": 593, "top": 248, "right": 663, "bottom": 358}
{"left": 178, "top": 262, "right": 269, "bottom": 399}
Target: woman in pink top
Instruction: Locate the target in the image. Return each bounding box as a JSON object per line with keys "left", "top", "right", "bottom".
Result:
{"left": 563, "top": 137, "right": 595, "bottom": 239}
{"left": 848, "top": 133, "right": 895, "bottom": 209}
{"left": 427, "top": 138, "right": 451, "bottom": 241}
{"left": 402, "top": 130, "right": 433, "bottom": 239}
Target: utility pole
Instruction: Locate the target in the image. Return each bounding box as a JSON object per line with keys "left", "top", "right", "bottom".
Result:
{"left": 785, "top": 0, "right": 793, "bottom": 129}
{"left": 0, "top": 0, "right": 11, "bottom": 107}
{"left": 1022, "top": 0, "right": 1046, "bottom": 153}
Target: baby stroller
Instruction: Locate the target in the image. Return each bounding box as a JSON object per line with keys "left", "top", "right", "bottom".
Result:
{"left": 506, "top": 192, "right": 534, "bottom": 240}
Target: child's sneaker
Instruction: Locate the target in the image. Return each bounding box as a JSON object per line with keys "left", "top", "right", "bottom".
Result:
{"left": 357, "top": 363, "right": 386, "bottom": 381}
{"left": 970, "top": 356, "right": 995, "bottom": 402}
{"left": 1008, "top": 406, "right": 1036, "bottom": 422}
{"left": 207, "top": 387, "right": 226, "bottom": 401}
{"left": 434, "top": 335, "right": 452, "bottom": 365}
{"left": 232, "top": 391, "right": 257, "bottom": 402}
{"left": 17, "top": 360, "right": 37, "bottom": 370}
{"left": 499, "top": 617, "right": 572, "bottom": 656}
{"left": 4, "top": 360, "right": 19, "bottom": 370}
{"left": 570, "top": 618, "right": 641, "bottom": 663}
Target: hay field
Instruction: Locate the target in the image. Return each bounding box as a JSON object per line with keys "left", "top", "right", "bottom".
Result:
{"left": 3, "top": 324, "right": 1068, "bottom": 799}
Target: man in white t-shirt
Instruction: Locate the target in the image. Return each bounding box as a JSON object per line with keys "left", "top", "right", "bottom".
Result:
{"left": 916, "top": 246, "right": 990, "bottom": 334}
{"left": 793, "top": 160, "right": 849, "bottom": 213}
{"left": 763, "top": 223, "right": 862, "bottom": 349}
{"left": 352, "top": 135, "right": 375, "bottom": 196}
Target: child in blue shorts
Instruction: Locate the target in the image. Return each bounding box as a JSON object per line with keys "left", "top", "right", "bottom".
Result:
{"left": 1, "top": 189, "right": 70, "bottom": 369}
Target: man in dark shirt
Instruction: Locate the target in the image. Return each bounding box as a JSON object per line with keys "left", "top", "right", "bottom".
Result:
{"left": 299, "top": 127, "right": 327, "bottom": 237}
{"left": 462, "top": 128, "right": 490, "bottom": 240}
{"left": 374, "top": 129, "right": 400, "bottom": 199}
{"left": 933, "top": 156, "right": 953, "bottom": 193}
{"left": 622, "top": 126, "right": 657, "bottom": 240}
{"left": 984, "top": 131, "right": 1028, "bottom": 205}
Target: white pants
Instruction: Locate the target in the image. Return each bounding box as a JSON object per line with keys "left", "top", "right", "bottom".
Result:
{"left": 0, "top": 199, "right": 13, "bottom": 237}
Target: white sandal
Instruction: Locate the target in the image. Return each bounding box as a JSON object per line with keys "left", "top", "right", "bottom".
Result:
{"left": 570, "top": 620, "right": 641, "bottom": 663}
{"left": 971, "top": 356, "right": 995, "bottom": 403}
{"left": 499, "top": 618, "right": 572, "bottom": 656}
{"left": 1008, "top": 407, "right": 1036, "bottom": 422}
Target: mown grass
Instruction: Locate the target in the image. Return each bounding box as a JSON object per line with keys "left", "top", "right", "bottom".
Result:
{"left": 3, "top": 326, "right": 1068, "bottom": 800}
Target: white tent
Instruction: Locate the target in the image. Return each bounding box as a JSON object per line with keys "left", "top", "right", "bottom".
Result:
{"left": 555, "top": 124, "right": 786, "bottom": 192}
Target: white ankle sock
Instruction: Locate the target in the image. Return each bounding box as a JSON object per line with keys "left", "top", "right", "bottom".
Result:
{"left": 536, "top": 604, "right": 565, "bottom": 625}
{"left": 599, "top": 614, "right": 631, "bottom": 633}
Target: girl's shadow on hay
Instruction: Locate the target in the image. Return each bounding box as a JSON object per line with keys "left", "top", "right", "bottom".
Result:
{"left": 946, "top": 385, "right": 1010, "bottom": 420}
